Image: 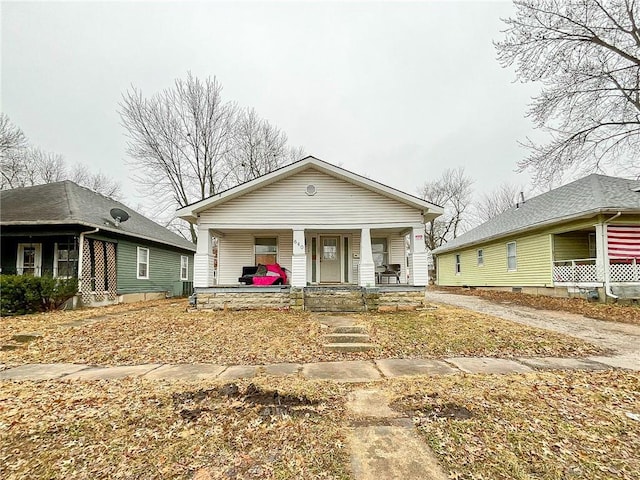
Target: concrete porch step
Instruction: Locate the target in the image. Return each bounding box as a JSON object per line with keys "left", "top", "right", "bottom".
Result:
{"left": 333, "top": 325, "right": 368, "bottom": 334}
{"left": 324, "top": 333, "right": 370, "bottom": 343}
{"left": 323, "top": 343, "right": 376, "bottom": 352}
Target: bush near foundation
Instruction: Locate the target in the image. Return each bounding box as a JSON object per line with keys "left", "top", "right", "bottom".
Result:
{"left": 0, "top": 275, "right": 78, "bottom": 316}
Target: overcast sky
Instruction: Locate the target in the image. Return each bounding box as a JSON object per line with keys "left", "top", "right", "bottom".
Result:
{"left": 2, "top": 0, "right": 544, "bottom": 213}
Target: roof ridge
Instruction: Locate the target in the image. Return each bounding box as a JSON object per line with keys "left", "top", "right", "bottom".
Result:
{"left": 62, "top": 180, "right": 76, "bottom": 221}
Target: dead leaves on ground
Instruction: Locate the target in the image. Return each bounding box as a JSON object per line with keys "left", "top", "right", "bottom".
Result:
{"left": 439, "top": 287, "right": 640, "bottom": 325}
{"left": 0, "top": 377, "right": 351, "bottom": 480}
{"left": 387, "top": 370, "right": 640, "bottom": 480}
{"left": 1, "top": 300, "right": 603, "bottom": 366}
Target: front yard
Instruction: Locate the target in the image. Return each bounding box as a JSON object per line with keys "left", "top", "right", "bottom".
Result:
{"left": 0, "top": 299, "right": 604, "bottom": 366}
{"left": 1, "top": 371, "right": 638, "bottom": 480}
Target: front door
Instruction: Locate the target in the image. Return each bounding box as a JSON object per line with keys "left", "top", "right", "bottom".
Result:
{"left": 320, "top": 236, "right": 341, "bottom": 283}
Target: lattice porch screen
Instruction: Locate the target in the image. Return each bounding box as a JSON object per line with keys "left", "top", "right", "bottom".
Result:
{"left": 80, "top": 238, "right": 117, "bottom": 303}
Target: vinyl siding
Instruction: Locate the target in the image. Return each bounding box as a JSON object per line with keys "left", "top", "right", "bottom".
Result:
{"left": 437, "top": 232, "right": 553, "bottom": 287}
{"left": 553, "top": 233, "right": 592, "bottom": 261}
{"left": 389, "top": 233, "right": 407, "bottom": 282}
{"left": 217, "top": 231, "right": 293, "bottom": 285}
{"left": 435, "top": 217, "right": 614, "bottom": 287}
{"left": 116, "top": 238, "right": 193, "bottom": 296}
{"left": 199, "top": 168, "right": 423, "bottom": 227}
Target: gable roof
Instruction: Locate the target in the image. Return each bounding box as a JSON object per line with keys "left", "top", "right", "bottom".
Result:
{"left": 176, "top": 156, "right": 444, "bottom": 222}
{"left": 434, "top": 174, "right": 640, "bottom": 255}
{"left": 0, "top": 181, "right": 195, "bottom": 252}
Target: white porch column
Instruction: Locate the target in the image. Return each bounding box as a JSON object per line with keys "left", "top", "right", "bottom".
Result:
{"left": 595, "top": 223, "right": 606, "bottom": 283}
{"left": 410, "top": 226, "right": 428, "bottom": 286}
{"left": 291, "top": 228, "right": 307, "bottom": 287}
{"left": 359, "top": 227, "right": 376, "bottom": 287}
{"left": 194, "top": 227, "right": 214, "bottom": 288}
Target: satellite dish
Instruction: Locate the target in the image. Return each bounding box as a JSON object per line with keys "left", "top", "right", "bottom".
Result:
{"left": 110, "top": 207, "right": 130, "bottom": 227}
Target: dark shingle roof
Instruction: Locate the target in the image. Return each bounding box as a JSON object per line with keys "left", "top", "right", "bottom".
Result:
{"left": 434, "top": 174, "right": 640, "bottom": 254}
{"left": 0, "top": 181, "right": 195, "bottom": 252}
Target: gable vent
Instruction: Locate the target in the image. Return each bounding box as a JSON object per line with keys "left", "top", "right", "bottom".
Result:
{"left": 306, "top": 184, "right": 317, "bottom": 196}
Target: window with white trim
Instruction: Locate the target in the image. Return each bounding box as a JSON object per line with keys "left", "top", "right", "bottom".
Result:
{"left": 54, "top": 240, "right": 79, "bottom": 278}
{"left": 17, "top": 243, "right": 42, "bottom": 276}
{"left": 507, "top": 242, "right": 517, "bottom": 271}
{"left": 477, "top": 249, "right": 484, "bottom": 267}
{"left": 180, "top": 255, "right": 189, "bottom": 281}
{"left": 137, "top": 247, "right": 149, "bottom": 279}
{"left": 455, "top": 254, "right": 461, "bottom": 274}
{"left": 255, "top": 237, "right": 277, "bottom": 265}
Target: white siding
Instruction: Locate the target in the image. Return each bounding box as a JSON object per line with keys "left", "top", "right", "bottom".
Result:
{"left": 217, "top": 231, "right": 293, "bottom": 285}
{"left": 389, "top": 234, "right": 407, "bottom": 283}
{"left": 199, "top": 168, "right": 423, "bottom": 227}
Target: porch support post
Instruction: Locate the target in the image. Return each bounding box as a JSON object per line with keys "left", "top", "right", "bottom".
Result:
{"left": 291, "top": 228, "right": 307, "bottom": 288}
{"left": 595, "top": 223, "right": 606, "bottom": 283}
{"left": 194, "top": 227, "right": 214, "bottom": 288}
{"left": 410, "top": 226, "right": 428, "bottom": 286}
{"left": 359, "top": 227, "right": 375, "bottom": 287}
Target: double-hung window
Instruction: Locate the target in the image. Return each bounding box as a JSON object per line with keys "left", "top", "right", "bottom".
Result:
{"left": 137, "top": 247, "right": 149, "bottom": 279}
{"left": 54, "top": 240, "right": 79, "bottom": 278}
{"left": 180, "top": 255, "right": 189, "bottom": 281}
{"left": 455, "top": 254, "right": 461, "bottom": 274}
{"left": 477, "top": 249, "right": 484, "bottom": 267}
{"left": 255, "top": 237, "right": 277, "bottom": 265}
{"left": 507, "top": 242, "right": 517, "bottom": 271}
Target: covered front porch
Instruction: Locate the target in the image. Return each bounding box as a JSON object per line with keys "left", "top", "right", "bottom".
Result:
{"left": 552, "top": 223, "right": 640, "bottom": 299}
{"left": 193, "top": 224, "right": 429, "bottom": 288}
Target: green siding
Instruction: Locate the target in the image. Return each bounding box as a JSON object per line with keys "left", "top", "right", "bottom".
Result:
{"left": 114, "top": 238, "right": 193, "bottom": 297}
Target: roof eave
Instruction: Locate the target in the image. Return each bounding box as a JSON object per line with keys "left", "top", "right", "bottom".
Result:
{"left": 1, "top": 220, "right": 196, "bottom": 252}
{"left": 176, "top": 156, "right": 443, "bottom": 218}
{"left": 433, "top": 207, "right": 637, "bottom": 255}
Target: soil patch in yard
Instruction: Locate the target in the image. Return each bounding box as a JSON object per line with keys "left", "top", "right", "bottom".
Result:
{"left": 437, "top": 287, "right": 640, "bottom": 325}
{"left": 0, "top": 300, "right": 604, "bottom": 366}
{"left": 0, "top": 377, "right": 351, "bottom": 480}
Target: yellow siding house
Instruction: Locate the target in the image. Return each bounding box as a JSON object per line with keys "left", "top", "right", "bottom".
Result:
{"left": 434, "top": 175, "right": 640, "bottom": 302}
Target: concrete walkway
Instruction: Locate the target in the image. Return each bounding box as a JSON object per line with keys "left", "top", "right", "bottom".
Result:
{"left": 424, "top": 289, "right": 640, "bottom": 371}
{"left": 0, "top": 352, "right": 632, "bottom": 382}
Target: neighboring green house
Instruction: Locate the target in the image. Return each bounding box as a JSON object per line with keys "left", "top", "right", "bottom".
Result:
{"left": 1, "top": 181, "right": 195, "bottom": 306}
{"left": 433, "top": 174, "right": 640, "bottom": 301}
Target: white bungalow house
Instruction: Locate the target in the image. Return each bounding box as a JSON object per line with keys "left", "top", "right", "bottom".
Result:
{"left": 176, "top": 156, "right": 443, "bottom": 311}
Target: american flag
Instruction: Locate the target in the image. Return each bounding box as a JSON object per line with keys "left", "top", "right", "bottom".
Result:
{"left": 608, "top": 225, "right": 640, "bottom": 260}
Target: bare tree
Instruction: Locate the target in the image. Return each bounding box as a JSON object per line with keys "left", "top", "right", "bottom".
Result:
{"left": 496, "top": 0, "right": 640, "bottom": 184}
{"left": 0, "top": 114, "right": 122, "bottom": 197}
{"left": 472, "top": 183, "right": 525, "bottom": 224}
{"left": 420, "top": 167, "right": 474, "bottom": 250}
{"left": 69, "top": 163, "right": 122, "bottom": 198}
{"left": 120, "top": 73, "right": 237, "bottom": 241}
{"left": 0, "top": 114, "right": 28, "bottom": 189}
{"left": 120, "top": 73, "right": 305, "bottom": 241}
{"left": 228, "top": 108, "right": 302, "bottom": 184}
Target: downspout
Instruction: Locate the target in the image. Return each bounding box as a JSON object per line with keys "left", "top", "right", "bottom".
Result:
{"left": 603, "top": 212, "right": 622, "bottom": 299}
{"left": 77, "top": 228, "right": 99, "bottom": 296}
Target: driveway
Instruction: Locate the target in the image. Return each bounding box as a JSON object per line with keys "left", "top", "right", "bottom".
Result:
{"left": 424, "top": 289, "right": 640, "bottom": 370}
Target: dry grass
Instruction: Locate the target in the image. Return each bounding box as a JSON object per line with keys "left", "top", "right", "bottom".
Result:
{"left": 1, "top": 300, "right": 603, "bottom": 366}
{"left": 437, "top": 287, "right": 640, "bottom": 325}
{"left": 387, "top": 370, "right": 640, "bottom": 480}
{"left": 2, "top": 371, "right": 638, "bottom": 480}
{"left": 0, "top": 377, "right": 351, "bottom": 480}
{"left": 359, "top": 305, "right": 603, "bottom": 358}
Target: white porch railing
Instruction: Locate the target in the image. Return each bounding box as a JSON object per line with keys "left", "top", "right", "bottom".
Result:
{"left": 610, "top": 258, "right": 640, "bottom": 282}
{"left": 553, "top": 257, "right": 639, "bottom": 283}
{"left": 553, "top": 258, "right": 598, "bottom": 283}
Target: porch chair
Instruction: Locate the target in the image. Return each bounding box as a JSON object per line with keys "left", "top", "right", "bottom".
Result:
{"left": 380, "top": 264, "right": 401, "bottom": 284}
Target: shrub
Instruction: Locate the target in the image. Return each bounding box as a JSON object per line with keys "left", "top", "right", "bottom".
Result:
{"left": 0, "top": 275, "right": 78, "bottom": 316}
